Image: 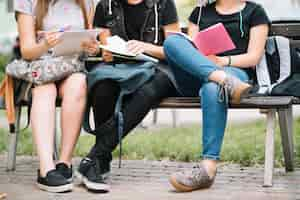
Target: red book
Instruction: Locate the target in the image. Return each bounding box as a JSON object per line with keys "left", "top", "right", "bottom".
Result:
{"left": 166, "top": 23, "right": 236, "bottom": 56}
{"left": 193, "top": 23, "right": 236, "bottom": 55}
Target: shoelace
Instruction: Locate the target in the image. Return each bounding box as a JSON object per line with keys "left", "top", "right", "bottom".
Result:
{"left": 218, "top": 84, "right": 229, "bottom": 105}
{"left": 190, "top": 166, "right": 205, "bottom": 184}
{"left": 190, "top": 165, "right": 212, "bottom": 185}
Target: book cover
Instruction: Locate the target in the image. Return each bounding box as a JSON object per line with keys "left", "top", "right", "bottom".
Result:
{"left": 52, "top": 29, "right": 101, "bottom": 56}
{"left": 193, "top": 23, "right": 236, "bottom": 55}
{"left": 166, "top": 23, "right": 235, "bottom": 56}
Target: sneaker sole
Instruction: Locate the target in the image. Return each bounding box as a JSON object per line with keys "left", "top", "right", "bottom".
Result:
{"left": 231, "top": 84, "right": 252, "bottom": 104}
{"left": 67, "top": 176, "right": 73, "bottom": 183}
{"left": 82, "top": 177, "right": 110, "bottom": 192}
{"left": 36, "top": 182, "right": 73, "bottom": 193}
{"left": 169, "top": 175, "right": 195, "bottom": 192}
{"left": 75, "top": 171, "right": 110, "bottom": 192}
{"left": 169, "top": 175, "right": 215, "bottom": 192}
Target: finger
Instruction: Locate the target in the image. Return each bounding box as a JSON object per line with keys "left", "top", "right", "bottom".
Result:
{"left": 47, "top": 33, "right": 61, "bottom": 42}
{"left": 48, "top": 36, "right": 60, "bottom": 44}
{"left": 103, "top": 51, "right": 112, "bottom": 58}
{"left": 87, "top": 43, "right": 98, "bottom": 50}
{"left": 45, "top": 31, "right": 60, "bottom": 38}
{"left": 48, "top": 36, "right": 61, "bottom": 47}
{"left": 126, "top": 41, "right": 138, "bottom": 50}
{"left": 88, "top": 47, "right": 97, "bottom": 54}
{"left": 129, "top": 46, "right": 143, "bottom": 55}
{"left": 51, "top": 39, "right": 61, "bottom": 47}
{"left": 127, "top": 44, "right": 140, "bottom": 54}
{"left": 81, "top": 41, "right": 88, "bottom": 49}
{"left": 127, "top": 40, "right": 138, "bottom": 45}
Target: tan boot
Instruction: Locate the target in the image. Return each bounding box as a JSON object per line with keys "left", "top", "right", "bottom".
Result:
{"left": 222, "top": 74, "right": 252, "bottom": 104}
{"left": 169, "top": 163, "right": 216, "bottom": 192}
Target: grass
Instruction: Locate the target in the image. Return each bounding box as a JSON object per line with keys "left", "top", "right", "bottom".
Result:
{"left": 0, "top": 118, "right": 299, "bottom": 167}
{"left": 0, "top": 54, "right": 10, "bottom": 80}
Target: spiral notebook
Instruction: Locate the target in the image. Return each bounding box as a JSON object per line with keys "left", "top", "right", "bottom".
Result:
{"left": 52, "top": 29, "right": 101, "bottom": 56}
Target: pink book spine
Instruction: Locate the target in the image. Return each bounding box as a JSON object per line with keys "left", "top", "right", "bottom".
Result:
{"left": 193, "top": 23, "right": 236, "bottom": 56}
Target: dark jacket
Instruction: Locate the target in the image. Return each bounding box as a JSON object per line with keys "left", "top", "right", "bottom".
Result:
{"left": 92, "top": 0, "right": 180, "bottom": 92}
{"left": 96, "top": 0, "right": 168, "bottom": 45}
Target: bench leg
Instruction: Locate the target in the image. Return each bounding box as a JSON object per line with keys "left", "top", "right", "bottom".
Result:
{"left": 152, "top": 109, "right": 158, "bottom": 125}
{"left": 171, "top": 109, "right": 178, "bottom": 128}
{"left": 277, "top": 106, "right": 294, "bottom": 172}
{"left": 263, "top": 109, "right": 276, "bottom": 187}
{"left": 6, "top": 106, "right": 22, "bottom": 171}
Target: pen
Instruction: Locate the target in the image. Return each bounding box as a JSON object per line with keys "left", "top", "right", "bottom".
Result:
{"left": 58, "top": 25, "right": 71, "bottom": 32}
{"left": 39, "top": 25, "right": 71, "bottom": 34}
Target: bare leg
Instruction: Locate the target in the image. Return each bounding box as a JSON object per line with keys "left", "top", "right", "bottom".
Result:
{"left": 31, "top": 83, "right": 57, "bottom": 177}
{"left": 58, "top": 73, "right": 87, "bottom": 166}
{"left": 201, "top": 160, "right": 217, "bottom": 178}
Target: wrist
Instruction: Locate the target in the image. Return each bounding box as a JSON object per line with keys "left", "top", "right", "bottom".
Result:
{"left": 42, "top": 39, "right": 51, "bottom": 50}
{"left": 143, "top": 42, "right": 153, "bottom": 53}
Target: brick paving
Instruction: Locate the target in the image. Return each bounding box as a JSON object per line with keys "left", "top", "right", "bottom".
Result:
{"left": 0, "top": 155, "right": 299, "bottom": 200}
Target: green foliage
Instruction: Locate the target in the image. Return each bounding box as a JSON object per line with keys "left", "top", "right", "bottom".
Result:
{"left": 0, "top": 54, "right": 10, "bottom": 81}
{"left": 0, "top": 118, "right": 299, "bottom": 167}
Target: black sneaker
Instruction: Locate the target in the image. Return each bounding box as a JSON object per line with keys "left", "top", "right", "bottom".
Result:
{"left": 37, "top": 169, "right": 73, "bottom": 193}
{"left": 76, "top": 156, "right": 111, "bottom": 192}
{"left": 56, "top": 163, "right": 73, "bottom": 182}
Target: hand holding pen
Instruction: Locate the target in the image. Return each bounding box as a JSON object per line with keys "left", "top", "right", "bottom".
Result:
{"left": 38, "top": 26, "right": 71, "bottom": 48}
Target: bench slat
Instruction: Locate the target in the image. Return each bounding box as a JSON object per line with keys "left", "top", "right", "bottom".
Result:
{"left": 7, "top": 96, "right": 297, "bottom": 109}
{"left": 158, "top": 96, "right": 293, "bottom": 109}
{"left": 270, "top": 23, "right": 300, "bottom": 39}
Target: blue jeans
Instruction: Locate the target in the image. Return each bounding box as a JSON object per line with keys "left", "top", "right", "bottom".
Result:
{"left": 164, "top": 35, "right": 249, "bottom": 160}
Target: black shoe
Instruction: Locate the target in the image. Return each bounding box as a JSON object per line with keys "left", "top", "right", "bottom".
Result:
{"left": 37, "top": 169, "right": 73, "bottom": 193}
{"left": 76, "top": 156, "right": 111, "bottom": 192}
{"left": 56, "top": 163, "right": 73, "bottom": 182}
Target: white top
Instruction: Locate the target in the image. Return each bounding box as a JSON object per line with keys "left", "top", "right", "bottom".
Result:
{"left": 14, "top": 0, "right": 93, "bottom": 31}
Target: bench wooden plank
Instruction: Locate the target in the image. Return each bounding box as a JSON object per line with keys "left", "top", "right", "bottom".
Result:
{"left": 182, "top": 23, "right": 300, "bottom": 40}
{"left": 270, "top": 23, "right": 300, "bottom": 39}
{"left": 158, "top": 96, "right": 293, "bottom": 109}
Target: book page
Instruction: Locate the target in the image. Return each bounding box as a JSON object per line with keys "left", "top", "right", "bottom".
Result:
{"left": 99, "top": 36, "right": 136, "bottom": 57}
{"left": 99, "top": 35, "right": 159, "bottom": 63}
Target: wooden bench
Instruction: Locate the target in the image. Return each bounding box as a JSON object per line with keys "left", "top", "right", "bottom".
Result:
{"left": 4, "top": 22, "right": 300, "bottom": 187}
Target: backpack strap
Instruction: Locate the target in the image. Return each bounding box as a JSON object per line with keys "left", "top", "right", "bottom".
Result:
{"left": 256, "top": 36, "right": 291, "bottom": 95}
{"left": 274, "top": 36, "right": 292, "bottom": 83}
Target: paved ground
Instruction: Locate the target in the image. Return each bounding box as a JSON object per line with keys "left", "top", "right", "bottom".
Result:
{"left": 0, "top": 156, "right": 299, "bottom": 200}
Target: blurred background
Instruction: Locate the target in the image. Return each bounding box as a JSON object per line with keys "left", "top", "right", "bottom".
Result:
{"left": 1, "top": 0, "right": 300, "bottom": 55}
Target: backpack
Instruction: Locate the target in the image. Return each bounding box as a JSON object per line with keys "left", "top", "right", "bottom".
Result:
{"left": 253, "top": 36, "right": 300, "bottom": 97}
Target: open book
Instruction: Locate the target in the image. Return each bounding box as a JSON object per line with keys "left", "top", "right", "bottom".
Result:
{"left": 167, "top": 23, "right": 236, "bottom": 56}
{"left": 99, "top": 36, "right": 159, "bottom": 63}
